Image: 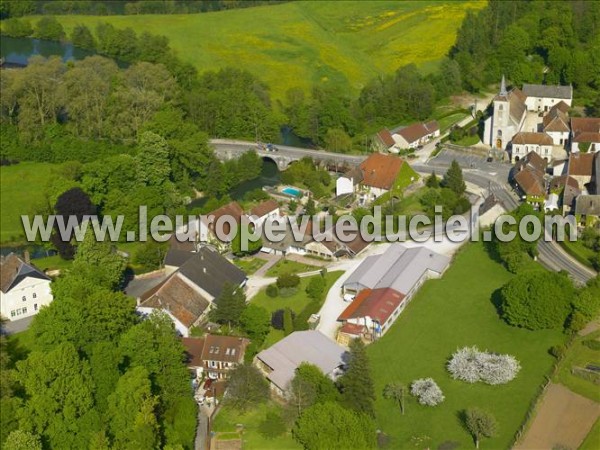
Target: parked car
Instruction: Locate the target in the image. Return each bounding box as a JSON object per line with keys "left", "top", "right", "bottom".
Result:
{"left": 343, "top": 293, "right": 355, "bottom": 302}
{"left": 203, "top": 378, "right": 213, "bottom": 390}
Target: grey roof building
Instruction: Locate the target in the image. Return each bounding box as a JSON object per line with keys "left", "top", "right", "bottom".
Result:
{"left": 575, "top": 195, "right": 600, "bottom": 217}
{"left": 342, "top": 244, "right": 450, "bottom": 295}
{"left": 522, "top": 84, "right": 573, "bottom": 100}
{"left": 254, "top": 330, "right": 347, "bottom": 395}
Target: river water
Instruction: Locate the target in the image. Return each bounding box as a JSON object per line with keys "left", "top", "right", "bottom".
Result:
{"left": 0, "top": 36, "right": 103, "bottom": 66}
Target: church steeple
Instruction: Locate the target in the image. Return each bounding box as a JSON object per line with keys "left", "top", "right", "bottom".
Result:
{"left": 500, "top": 75, "right": 507, "bottom": 96}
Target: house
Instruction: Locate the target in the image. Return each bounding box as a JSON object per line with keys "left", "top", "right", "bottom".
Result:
{"left": 358, "top": 153, "right": 405, "bottom": 201}
{"left": 249, "top": 200, "right": 280, "bottom": 227}
{"left": 512, "top": 151, "right": 547, "bottom": 200}
{"left": 549, "top": 175, "right": 580, "bottom": 214}
{"left": 567, "top": 152, "right": 595, "bottom": 191}
{"left": 198, "top": 201, "right": 245, "bottom": 250}
{"left": 339, "top": 244, "right": 450, "bottom": 340}
{"left": 570, "top": 118, "right": 600, "bottom": 153}
{"left": 0, "top": 254, "right": 52, "bottom": 322}
{"left": 511, "top": 132, "right": 554, "bottom": 162}
{"left": 373, "top": 129, "right": 397, "bottom": 153}
{"left": 522, "top": 83, "right": 573, "bottom": 112}
{"left": 483, "top": 76, "right": 527, "bottom": 149}
{"left": 182, "top": 334, "right": 249, "bottom": 380}
{"left": 574, "top": 195, "right": 600, "bottom": 227}
{"left": 335, "top": 166, "right": 363, "bottom": 197}
{"left": 391, "top": 121, "right": 440, "bottom": 150}
{"left": 254, "top": 330, "right": 347, "bottom": 396}
{"left": 137, "top": 247, "right": 247, "bottom": 336}
{"left": 542, "top": 101, "right": 570, "bottom": 146}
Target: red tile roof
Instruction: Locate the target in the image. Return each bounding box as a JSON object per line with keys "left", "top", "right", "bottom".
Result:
{"left": 182, "top": 337, "right": 205, "bottom": 367}
{"left": 512, "top": 132, "right": 553, "bottom": 146}
{"left": 514, "top": 170, "right": 545, "bottom": 197}
{"left": 250, "top": 199, "right": 279, "bottom": 218}
{"left": 201, "top": 334, "right": 249, "bottom": 364}
{"left": 376, "top": 129, "right": 395, "bottom": 148}
{"left": 339, "top": 322, "right": 367, "bottom": 336}
{"left": 359, "top": 153, "right": 404, "bottom": 190}
{"left": 395, "top": 121, "right": 439, "bottom": 144}
{"left": 338, "top": 288, "right": 405, "bottom": 324}
{"left": 568, "top": 152, "right": 595, "bottom": 177}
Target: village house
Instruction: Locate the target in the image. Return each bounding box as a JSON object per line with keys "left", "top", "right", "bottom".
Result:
{"left": 542, "top": 101, "right": 570, "bottom": 146}
{"left": 338, "top": 244, "right": 450, "bottom": 342}
{"left": 196, "top": 201, "right": 245, "bottom": 250}
{"left": 248, "top": 199, "right": 280, "bottom": 227}
{"left": 182, "top": 334, "right": 249, "bottom": 380}
{"left": 390, "top": 120, "right": 440, "bottom": 150}
{"left": 549, "top": 175, "right": 581, "bottom": 214}
{"left": 575, "top": 195, "right": 600, "bottom": 227}
{"left": 254, "top": 330, "right": 347, "bottom": 397}
{"left": 522, "top": 83, "right": 573, "bottom": 112}
{"left": 511, "top": 132, "right": 554, "bottom": 162}
{"left": 567, "top": 152, "right": 596, "bottom": 192}
{"left": 1, "top": 253, "right": 53, "bottom": 322}
{"left": 335, "top": 166, "right": 363, "bottom": 197}
{"left": 373, "top": 129, "right": 397, "bottom": 153}
{"left": 137, "top": 247, "right": 247, "bottom": 336}
{"left": 570, "top": 117, "right": 600, "bottom": 153}
{"left": 511, "top": 151, "right": 547, "bottom": 200}
{"left": 358, "top": 152, "right": 406, "bottom": 201}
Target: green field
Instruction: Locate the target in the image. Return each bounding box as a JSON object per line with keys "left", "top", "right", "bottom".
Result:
{"left": 580, "top": 418, "right": 600, "bottom": 450}
{"left": 234, "top": 256, "right": 267, "bottom": 275}
{"left": 367, "top": 243, "right": 565, "bottom": 448}
{"left": 0, "top": 162, "right": 55, "bottom": 243}
{"left": 554, "top": 331, "right": 600, "bottom": 403}
{"left": 46, "top": 1, "right": 483, "bottom": 99}
{"left": 560, "top": 239, "right": 598, "bottom": 271}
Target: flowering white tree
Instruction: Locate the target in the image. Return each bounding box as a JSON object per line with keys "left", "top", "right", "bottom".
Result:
{"left": 410, "top": 378, "right": 444, "bottom": 406}
{"left": 447, "top": 346, "right": 520, "bottom": 385}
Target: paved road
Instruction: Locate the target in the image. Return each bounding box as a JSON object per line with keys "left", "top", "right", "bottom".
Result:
{"left": 1, "top": 316, "right": 34, "bottom": 335}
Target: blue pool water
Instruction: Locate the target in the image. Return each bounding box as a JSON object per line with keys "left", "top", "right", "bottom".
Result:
{"left": 282, "top": 187, "right": 301, "bottom": 197}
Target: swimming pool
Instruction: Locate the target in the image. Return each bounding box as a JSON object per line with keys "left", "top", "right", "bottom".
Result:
{"left": 282, "top": 187, "right": 301, "bottom": 197}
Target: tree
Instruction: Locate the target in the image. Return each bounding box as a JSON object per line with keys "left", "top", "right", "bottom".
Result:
{"left": 338, "top": 339, "right": 376, "bottom": 417}
{"left": 442, "top": 160, "right": 466, "bottom": 197}
{"left": 70, "top": 24, "right": 96, "bottom": 50}
{"left": 306, "top": 276, "right": 326, "bottom": 300}
{"left": 295, "top": 363, "right": 339, "bottom": 404}
{"left": 410, "top": 378, "right": 444, "bottom": 406}
{"left": 383, "top": 382, "right": 407, "bottom": 415}
{"left": 447, "top": 347, "right": 521, "bottom": 385}
{"left": 266, "top": 284, "right": 279, "bottom": 298}
{"left": 293, "top": 402, "right": 375, "bottom": 450}
{"left": 107, "top": 367, "right": 160, "bottom": 449}
{"left": 305, "top": 197, "right": 317, "bottom": 216}
{"left": 463, "top": 408, "right": 498, "bottom": 448}
{"left": 134, "top": 240, "right": 168, "bottom": 271}
{"left": 136, "top": 131, "right": 171, "bottom": 186}
{"left": 277, "top": 273, "right": 300, "bottom": 289}
{"left": 210, "top": 283, "right": 247, "bottom": 327}
{"left": 240, "top": 304, "right": 270, "bottom": 343}
{"left": 271, "top": 309, "right": 295, "bottom": 330}
{"left": 324, "top": 128, "right": 353, "bottom": 153}
{"left": 500, "top": 271, "right": 574, "bottom": 330}
{"left": 225, "top": 363, "right": 269, "bottom": 412}
{"left": 425, "top": 171, "right": 440, "bottom": 188}
{"left": 3, "top": 431, "right": 42, "bottom": 450}
{"left": 283, "top": 308, "right": 294, "bottom": 336}
{"left": 289, "top": 371, "right": 317, "bottom": 417}
{"left": 34, "top": 16, "right": 65, "bottom": 41}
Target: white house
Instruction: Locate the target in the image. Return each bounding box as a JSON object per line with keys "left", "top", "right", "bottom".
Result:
{"left": 335, "top": 166, "right": 362, "bottom": 197}
{"left": 523, "top": 84, "right": 573, "bottom": 112}
{"left": 391, "top": 120, "right": 440, "bottom": 149}
{"left": 248, "top": 199, "right": 280, "bottom": 227}
{"left": 543, "top": 101, "right": 570, "bottom": 146}
{"left": 571, "top": 117, "right": 600, "bottom": 153}
{"left": 1, "top": 254, "right": 53, "bottom": 321}
{"left": 358, "top": 152, "right": 405, "bottom": 201}
{"left": 511, "top": 132, "right": 554, "bottom": 162}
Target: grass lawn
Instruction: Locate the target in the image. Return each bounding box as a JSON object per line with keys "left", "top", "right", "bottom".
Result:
{"left": 438, "top": 112, "right": 469, "bottom": 132}
{"left": 367, "top": 243, "right": 565, "bottom": 448}
{"left": 252, "top": 271, "right": 343, "bottom": 315}
{"left": 0, "top": 162, "right": 56, "bottom": 243}
{"left": 553, "top": 330, "right": 600, "bottom": 403}
{"left": 43, "top": 1, "right": 484, "bottom": 100}
{"left": 264, "top": 258, "right": 319, "bottom": 278}
{"left": 212, "top": 402, "right": 301, "bottom": 450}
{"left": 32, "top": 254, "right": 73, "bottom": 272}
{"left": 580, "top": 418, "right": 600, "bottom": 450}
{"left": 452, "top": 133, "right": 481, "bottom": 146}
{"left": 234, "top": 257, "right": 266, "bottom": 275}
{"left": 559, "top": 239, "right": 598, "bottom": 270}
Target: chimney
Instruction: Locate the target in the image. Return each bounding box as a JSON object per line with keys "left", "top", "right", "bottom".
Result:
{"left": 24, "top": 250, "right": 30, "bottom": 264}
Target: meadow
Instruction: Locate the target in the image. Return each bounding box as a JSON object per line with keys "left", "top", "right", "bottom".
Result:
{"left": 0, "top": 162, "right": 55, "bottom": 243}
{"left": 367, "top": 243, "right": 565, "bottom": 448}
{"left": 47, "top": 1, "right": 484, "bottom": 99}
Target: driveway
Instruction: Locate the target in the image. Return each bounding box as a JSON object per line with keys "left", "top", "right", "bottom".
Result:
{"left": 2, "top": 316, "right": 34, "bottom": 335}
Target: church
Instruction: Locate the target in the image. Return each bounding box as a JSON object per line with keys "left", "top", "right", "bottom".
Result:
{"left": 483, "top": 77, "right": 573, "bottom": 159}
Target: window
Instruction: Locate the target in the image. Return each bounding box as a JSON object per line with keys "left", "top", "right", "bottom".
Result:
{"left": 34, "top": 304, "right": 38, "bottom": 311}
{"left": 22, "top": 307, "right": 27, "bottom": 314}
{"left": 498, "top": 104, "right": 503, "bottom": 111}
{"left": 22, "top": 296, "right": 26, "bottom": 302}
{"left": 33, "top": 293, "right": 37, "bottom": 299}
{"left": 11, "top": 310, "right": 15, "bottom": 317}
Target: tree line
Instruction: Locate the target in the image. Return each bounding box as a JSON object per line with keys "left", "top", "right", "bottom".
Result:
{"left": 0, "top": 230, "right": 197, "bottom": 449}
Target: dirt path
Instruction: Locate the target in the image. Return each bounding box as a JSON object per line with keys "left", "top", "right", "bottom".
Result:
{"left": 514, "top": 383, "right": 600, "bottom": 450}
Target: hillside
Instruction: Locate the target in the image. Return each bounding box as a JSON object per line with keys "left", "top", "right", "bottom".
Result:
{"left": 47, "top": 1, "right": 484, "bottom": 99}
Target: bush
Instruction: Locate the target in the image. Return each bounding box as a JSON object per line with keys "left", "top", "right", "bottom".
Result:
{"left": 306, "top": 276, "right": 326, "bottom": 300}
{"left": 266, "top": 284, "right": 279, "bottom": 298}
{"left": 410, "top": 378, "right": 444, "bottom": 406}
{"left": 582, "top": 339, "right": 600, "bottom": 351}
{"left": 565, "top": 311, "right": 588, "bottom": 333}
{"left": 271, "top": 309, "right": 295, "bottom": 330}
{"left": 549, "top": 345, "right": 567, "bottom": 359}
{"left": 447, "top": 346, "right": 521, "bottom": 385}
{"left": 283, "top": 308, "right": 294, "bottom": 336}
{"left": 2, "top": 18, "right": 33, "bottom": 37}
{"left": 277, "top": 273, "right": 300, "bottom": 289}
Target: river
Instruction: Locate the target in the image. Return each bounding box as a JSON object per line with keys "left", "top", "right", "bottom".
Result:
{"left": 0, "top": 36, "right": 107, "bottom": 66}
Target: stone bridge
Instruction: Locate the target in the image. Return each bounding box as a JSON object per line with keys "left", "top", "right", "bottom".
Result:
{"left": 210, "top": 139, "right": 365, "bottom": 171}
